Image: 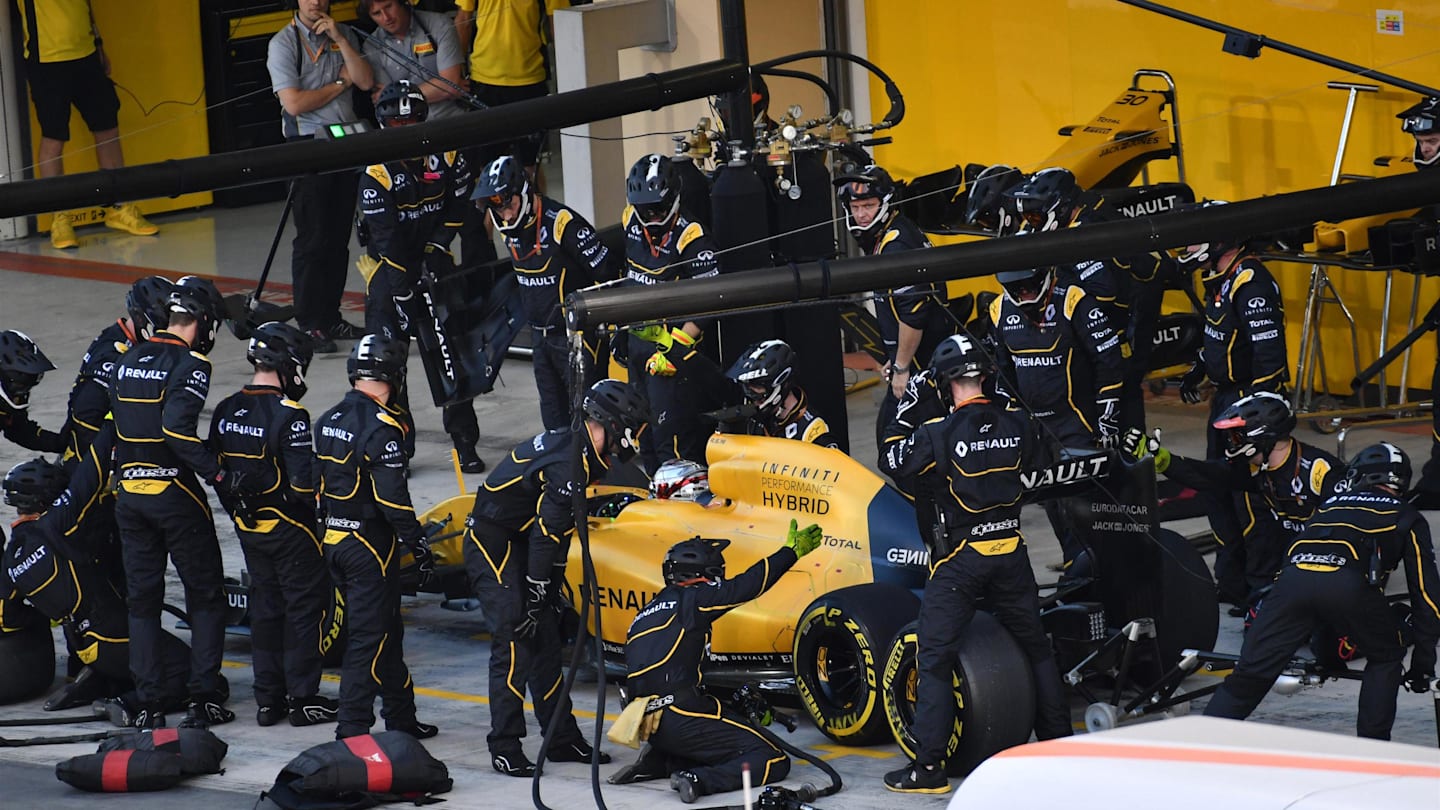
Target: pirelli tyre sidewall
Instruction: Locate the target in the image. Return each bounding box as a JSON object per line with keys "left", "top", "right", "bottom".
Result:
{"left": 793, "top": 583, "right": 920, "bottom": 745}
{"left": 882, "top": 612, "right": 1036, "bottom": 777}
{"left": 0, "top": 620, "right": 55, "bottom": 704}
{"left": 320, "top": 586, "right": 347, "bottom": 668}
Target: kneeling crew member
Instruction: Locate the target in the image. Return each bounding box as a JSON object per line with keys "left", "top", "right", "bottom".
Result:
{"left": 624, "top": 522, "right": 822, "bottom": 803}
{"left": 879, "top": 334, "right": 1072, "bottom": 794}
{"left": 210, "top": 322, "right": 336, "bottom": 727}
{"left": 314, "top": 334, "right": 437, "bottom": 740}
{"left": 2, "top": 453, "right": 191, "bottom": 715}
{"left": 724, "top": 339, "right": 839, "bottom": 448}
{"left": 1203, "top": 442, "right": 1440, "bottom": 739}
{"left": 463, "top": 378, "right": 646, "bottom": 776}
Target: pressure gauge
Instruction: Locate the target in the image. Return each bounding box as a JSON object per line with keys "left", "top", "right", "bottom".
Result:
{"left": 781, "top": 124, "right": 798, "bottom": 141}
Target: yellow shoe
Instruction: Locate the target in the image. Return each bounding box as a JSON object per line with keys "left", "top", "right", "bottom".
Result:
{"left": 105, "top": 203, "right": 159, "bottom": 236}
{"left": 50, "top": 212, "right": 78, "bottom": 249}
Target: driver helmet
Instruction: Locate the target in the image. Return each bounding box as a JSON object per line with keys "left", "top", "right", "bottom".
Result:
{"left": 651, "top": 458, "right": 711, "bottom": 503}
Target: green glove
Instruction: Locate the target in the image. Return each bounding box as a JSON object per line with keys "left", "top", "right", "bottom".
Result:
{"left": 1120, "top": 427, "right": 1171, "bottom": 473}
{"left": 629, "top": 324, "right": 673, "bottom": 349}
{"left": 784, "top": 519, "right": 823, "bottom": 557}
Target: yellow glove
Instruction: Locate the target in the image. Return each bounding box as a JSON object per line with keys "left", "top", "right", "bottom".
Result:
{"left": 630, "top": 324, "right": 672, "bottom": 348}
{"left": 646, "top": 351, "right": 676, "bottom": 377}
{"left": 668, "top": 327, "right": 695, "bottom": 349}
{"left": 356, "top": 254, "right": 382, "bottom": 285}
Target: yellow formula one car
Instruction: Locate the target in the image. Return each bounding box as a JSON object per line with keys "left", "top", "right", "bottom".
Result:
{"left": 415, "top": 433, "right": 1216, "bottom": 777}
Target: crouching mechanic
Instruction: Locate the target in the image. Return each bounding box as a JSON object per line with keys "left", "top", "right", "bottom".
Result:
{"left": 1204, "top": 443, "right": 1440, "bottom": 739}
{"left": 3, "top": 453, "right": 191, "bottom": 715}
{"left": 618, "top": 522, "right": 823, "bottom": 804}
{"left": 314, "top": 335, "right": 438, "bottom": 740}
{"left": 878, "top": 334, "right": 1071, "bottom": 794}
{"left": 210, "top": 322, "right": 336, "bottom": 727}
{"left": 356, "top": 80, "right": 485, "bottom": 473}
{"left": 1124, "top": 392, "right": 1343, "bottom": 613}
{"left": 463, "top": 379, "right": 647, "bottom": 776}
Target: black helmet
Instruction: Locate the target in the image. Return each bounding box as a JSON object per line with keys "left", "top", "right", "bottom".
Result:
{"left": 1174, "top": 200, "right": 1245, "bottom": 282}
{"left": 1007, "top": 167, "right": 1082, "bottom": 233}
{"left": 247, "top": 321, "right": 314, "bottom": 400}
{"left": 964, "top": 164, "right": 1023, "bottom": 234}
{"left": 930, "top": 333, "right": 993, "bottom": 382}
{"left": 626, "top": 154, "right": 680, "bottom": 234}
{"left": 1399, "top": 97, "right": 1440, "bottom": 167}
{"left": 663, "top": 536, "right": 730, "bottom": 585}
{"left": 0, "top": 330, "right": 56, "bottom": 411}
{"left": 3, "top": 457, "right": 68, "bottom": 514}
{"left": 726, "top": 339, "right": 795, "bottom": 413}
{"left": 472, "top": 155, "right": 534, "bottom": 234}
{"left": 347, "top": 333, "right": 408, "bottom": 386}
{"left": 1346, "top": 441, "right": 1412, "bottom": 492}
{"left": 834, "top": 164, "right": 897, "bottom": 239}
{"left": 167, "top": 275, "right": 225, "bottom": 354}
{"left": 126, "top": 276, "right": 175, "bottom": 342}
{"left": 583, "top": 378, "right": 649, "bottom": 461}
{"left": 374, "top": 79, "right": 429, "bottom": 127}
{"left": 996, "top": 266, "right": 1055, "bottom": 310}
{"left": 1212, "top": 391, "right": 1295, "bottom": 462}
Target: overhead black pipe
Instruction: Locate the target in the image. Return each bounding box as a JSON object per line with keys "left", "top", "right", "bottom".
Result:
{"left": 1118, "top": 0, "right": 1440, "bottom": 98}
{"left": 717, "top": 0, "right": 755, "bottom": 148}
{"left": 567, "top": 169, "right": 1440, "bottom": 330}
{"left": 0, "top": 60, "right": 746, "bottom": 219}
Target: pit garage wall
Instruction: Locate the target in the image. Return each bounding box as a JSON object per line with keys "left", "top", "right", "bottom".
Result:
{"left": 864, "top": 0, "right": 1440, "bottom": 400}
{"left": 27, "top": 0, "right": 213, "bottom": 234}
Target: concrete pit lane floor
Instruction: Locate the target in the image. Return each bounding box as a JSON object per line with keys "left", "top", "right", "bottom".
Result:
{"left": 0, "top": 204, "right": 1436, "bottom": 808}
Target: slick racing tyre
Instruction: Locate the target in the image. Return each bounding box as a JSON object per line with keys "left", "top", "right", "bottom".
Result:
{"left": 793, "top": 584, "right": 919, "bottom": 745}
{"left": 882, "top": 612, "right": 1036, "bottom": 777}
{"left": 319, "top": 587, "right": 348, "bottom": 668}
{"left": 1155, "top": 527, "right": 1218, "bottom": 665}
{"left": 0, "top": 619, "right": 55, "bottom": 704}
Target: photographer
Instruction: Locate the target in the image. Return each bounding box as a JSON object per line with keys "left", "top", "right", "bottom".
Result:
{"left": 266, "top": 0, "right": 374, "bottom": 352}
{"left": 618, "top": 522, "right": 823, "bottom": 804}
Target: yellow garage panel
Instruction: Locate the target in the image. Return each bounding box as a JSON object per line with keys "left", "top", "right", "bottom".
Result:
{"left": 866, "top": 0, "right": 1440, "bottom": 396}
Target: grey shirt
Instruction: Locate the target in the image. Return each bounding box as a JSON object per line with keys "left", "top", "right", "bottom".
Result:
{"left": 364, "top": 9, "right": 467, "bottom": 120}
{"left": 267, "top": 17, "right": 366, "bottom": 137}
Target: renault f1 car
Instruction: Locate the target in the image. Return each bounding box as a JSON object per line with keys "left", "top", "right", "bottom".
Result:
{"left": 498, "top": 433, "right": 1219, "bottom": 776}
